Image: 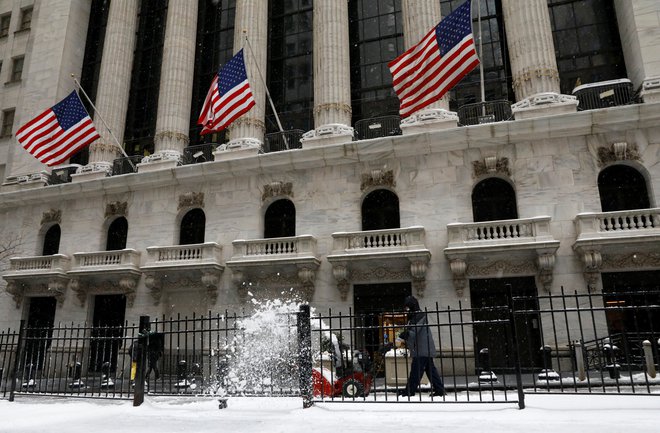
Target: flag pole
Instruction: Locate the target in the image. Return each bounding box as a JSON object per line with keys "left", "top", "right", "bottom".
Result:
{"left": 242, "top": 30, "right": 289, "bottom": 149}
{"left": 477, "top": 0, "right": 486, "bottom": 114}
{"left": 70, "top": 74, "right": 136, "bottom": 169}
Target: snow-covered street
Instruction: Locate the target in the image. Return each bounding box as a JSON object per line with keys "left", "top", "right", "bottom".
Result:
{"left": 1, "top": 393, "right": 658, "bottom": 433}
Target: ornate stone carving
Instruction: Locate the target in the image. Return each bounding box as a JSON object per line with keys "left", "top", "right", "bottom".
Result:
{"left": 154, "top": 130, "right": 190, "bottom": 146}
{"left": 201, "top": 271, "right": 221, "bottom": 305}
{"left": 332, "top": 265, "right": 350, "bottom": 301}
{"left": 360, "top": 169, "right": 395, "bottom": 191}
{"left": 105, "top": 201, "right": 128, "bottom": 218}
{"left": 350, "top": 266, "right": 409, "bottom": 282}
{"left": 410, "top": 260, "right": 428, "bottom": 298}
{"left": 579, "top": 250, "right": 602, "bottom": 292}
{"left": 178, "top": 192, "right": 204, "bottom": 210}
{"left": 262, "top": 181, "right": 293, "bottom": 201}
{"left": 6, "top": 282, "right": 23, "bottom": 309}
{"left": 472, "top": 157, "right": 511, "bottom": 178}
{"left": 41, "top": 209, "right": 62, "bottom": 225}
{"left": 602, "top": 252, "right": 660, "bottom": 270}
{"left": 467, "top": 260, "right": 537, "bottom": 277}
{"left": 536, "top": 253, "right": 556, "bottom": 292}
{"left": 597, "top": 142, "right": 641, "bottom": 167}
{"left": 449, "top": 259, "right": 467, "bottom": 297}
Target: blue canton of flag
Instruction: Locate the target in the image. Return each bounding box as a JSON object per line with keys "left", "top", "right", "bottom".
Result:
{"left": 15, "top": 91, "right": 100, "bottom": 166}
{"left": 198, "top": 49, "right": 256, "bottom": 135}
{"left": 389, "top": 0, "right": 480, "bottom": 118}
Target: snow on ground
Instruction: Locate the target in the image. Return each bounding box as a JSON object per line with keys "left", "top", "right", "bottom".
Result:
{"left": 1, "top": 393, "right": 658, "bottom": 433}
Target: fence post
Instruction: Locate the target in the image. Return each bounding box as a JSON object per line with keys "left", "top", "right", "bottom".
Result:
{"left": 133, "top": 316, "right": 150, "bottom": 407}
{"left": 642, "top": 340, "right": 656, "bottom": 378}
{"left": 507, "top": 285, "right": 525, "bottom": 409}
{"left": 8, "top": 320, "right": 25, "bottom": 402}
{"left": 297, "top": 304, "right": 313, "bottom": 408}
{"left": 574, "top": 341, "right": 586, "bottom": 381}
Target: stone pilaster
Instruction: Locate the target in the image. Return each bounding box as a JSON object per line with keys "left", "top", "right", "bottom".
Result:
{"left": 74, "top": 0, "right": 138, "bottom": 181}
{"left": 399, "top": 0, "right": 458, "bottom": 134}
{"left": 225, "top": 0, "right": 268, "bottom": 152}
{"left": 143, "top": 1, "right": 198, "bottom": 169}
{"left": 502, "top": 0, "right": 577, "bottom": 119}
{"left": 301, "top": 0, "right": 353, "bottom": 147}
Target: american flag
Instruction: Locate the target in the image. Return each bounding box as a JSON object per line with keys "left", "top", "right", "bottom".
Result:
{"left": 15, "top": 91, "right": 100, "bottom": 167}
{"left": 389, "top": 0, "right": 480, "bottom": 118}
{"left": 198, "top": 49, "right": 256, "bottom": 135}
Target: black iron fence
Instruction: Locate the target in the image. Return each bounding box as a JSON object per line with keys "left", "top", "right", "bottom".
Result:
{"left": 112, "top": 155, "right": 142, "bottom": 176}
{"left": 457, "top": 100, "right": 513, "bottom": 126}
{"left": 264, "top": 130, "right": 304, "bottom": 153}
{"left": 354, "top": 116, "right": 402, "bottom": 140}
{"left": 2, "top": 288, "right": 659, "bottom": 406}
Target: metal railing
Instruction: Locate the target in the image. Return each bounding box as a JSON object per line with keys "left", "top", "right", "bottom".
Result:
{"left": 572, "top": 79, "right": 635, "bottom": 111}
{"left": 354, "top": 116, "right": 402, "bottom": 140}
{"left": 264, "top": 130, "right": 304, "bottom": 153}
{"left": 112, "top": 155, "right": 142, "bottom": 176}
{"left": 183, "top": 143, "right": 216, "bottom": 165}
{"left": 457, "top": 100, "right": 513, "bottom": 126}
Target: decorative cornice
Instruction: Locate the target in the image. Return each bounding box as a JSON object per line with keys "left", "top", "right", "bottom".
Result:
{"left": 602, "top": 252, "right": 660, "bottom": 270}
{"left": 472, "top": 157, "right": 511, "bottom": 178}
{"left": 360, "top": 169, "right": 395, "bottom": 191}
{"left": 597, "top": 142, "right": 641, "bottom": 167}
{"left": 41, "top": 209, "right": 62, "bottom": 225}
{"left": 105, "top": 201, "right": 128, "bottom": 218}
{"left": 313, "top": 102, "right": 352, "bottom": 116}
{"left": 262, "top": 181, "right": 293, "bottom": 202}
{"left": 178, "top": 192, "right": 204, "bottom": 210}
{"left": 467, "top": 260, "right": 537, "bottom": 277}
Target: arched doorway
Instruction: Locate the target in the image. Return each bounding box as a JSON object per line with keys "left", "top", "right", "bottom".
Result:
{"left": 180, "top": 208, "right": 206, "bottom": 244}
{"left": 472, "top": 178, "right": 518, "bottom": 222}
{"left": 598, "top": 165, "right": 650, "bottom": 211}
{"left": 264, "top": 199, "right": 296, "bottom": 238}
{"left": 362, "top": 189, "right": 400, "bottom": 230}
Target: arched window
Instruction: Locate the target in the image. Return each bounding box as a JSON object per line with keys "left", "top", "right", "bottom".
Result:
{"left": 598, "top": 165, "right": 650, "bottom": 212}
{"left": 106, "top": 217, "right": 128, "bottom": 251}
{"left": 264, "top": 199, "right": 296, "bottom": 238}
{"left": 180, "top": 209, "right": 206, "bottom": 245}
{"left": 472, "top": 178, "right": 518, "bottom": 222}
{"left": 42, "top": 225, "right": 61, "bottom": 255}
{"left": 362, "top": 189, "right": 400, "bottom": 231}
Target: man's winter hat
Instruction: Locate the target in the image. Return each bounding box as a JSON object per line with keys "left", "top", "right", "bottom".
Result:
{"left": 404, "top": 295, "right": 421, "bottom": 311}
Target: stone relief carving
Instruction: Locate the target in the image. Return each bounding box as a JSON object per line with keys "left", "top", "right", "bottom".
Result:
{"left": 597, "top": 142, "right": 641, "bottom": 167}
{"left": 6, "top": 279, "right": 68, "bottom": 309}
{"left": 41, "top": 209, "right": 62, "bottom": 225}
{"left": 178, "top": 192, "right": 204, "bottom": 210}
{"left": 262, "top": 181, "right": 293, "bottom": 201}
{"left": 602, "top": 252, "right": 660, "bottom": 270}
{"left": 69, "top": 276, "right": 138, "bottom": 308}
{"left": 360, "top": 169, "right": 395, "bottom": 191}
{"left": 472, "top": 157, "right": 511, "bottom": 178}
{"left": 105, "top": 201, "right": 128, "bottom": 218}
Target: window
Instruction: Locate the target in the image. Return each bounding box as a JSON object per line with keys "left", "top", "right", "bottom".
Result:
{"left": 471, "top": 177, "right": 518, "bottom": 222}
{"left": 598, "top": 165, "right": 650, "bottom": 212}
{"left": 264, "top": 199, "right": 296, "bottom": 238}
{"left": 19, "top": 7, "right": 32, "bottom": 31}
{"left": 179, "top": 209, "right": 206, "bottom": 245}
{"left": 0, "top": 13, "right": 10, "bottom": 37}
{"left": 106, "top": 217, "right": 128, "bottom": 251}
{"left": 362, "top": 189, "right": 400, "bottom": 230}
{"left": 42, "top": 225, "right": 61, "bottom": 256}
{"left": 1, "top": 109, "right": 14, "bottom": 137}
{"left": 11, "top": 56, "right": 24, "bottom": 82}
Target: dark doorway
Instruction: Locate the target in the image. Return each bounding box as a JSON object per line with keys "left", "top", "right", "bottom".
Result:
{"left": 601, "top": 271, "right": 660, "bottom": 364}
{"left": 89, "top": 294, "right": 127, "bottom": 372}
{"left": 180, "top": 208, "right": 206, "bottom": 245}
{"left": 42, "top": 225, "right": 61, "bottom": 255}
{"left": 264, "top": 199, "right": 296, "bottom": 238}
{"left": 362, "top": 189, "right": 400, "bottom": 231}
{"left": 353, "top": 283, "right": 412, "bottom": 363}
{"left": 472, "top": 178, "right": 518, "bottom": 222}
{"left": 24, "top": 297, "right": 57, "bottom": 370}
{"left": 470, "top": 277, "right": 543, "bottom": 371}
{"left": 106, "top": 217, "right": 128, "bottom": 250}
{"left": 598, "top": 165, "right": 650, "bottom": 212}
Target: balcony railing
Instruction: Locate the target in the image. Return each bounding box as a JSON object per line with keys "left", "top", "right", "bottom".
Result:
{"left": 6, "top": 254, "right": 70, "bottom": 274}
{"left": 264, "top": 130, "right": 304, "bottom": 153}
{"left": 574, "top": 208, "right": 660, "bottom": 240}
{"left": 457, "top": 100, "right": 513, "bottom": 126}
{"left": 330, "top": 227, "right": 428, "bottom": 255}
{"left": 230, "top": 235, "right": 317, "bottom": 261}
{"left": 354, "top": 116, "right": 402, "bottom": 140}
{"left": 143, "top": 242, "right": 223, "bottom": 269}
{"left": 48, "top": 164, "right": 81, "bottom": 185}
{"left": 446, "top": 216, "right": 557, "bottom": 249}
{"left": 183, "top": 143, "right": 216, "bottom": 164}
{"left": 70, "top": 249, "right": 141, "bottom": 271}
{"left": 112, "top": 155, "right": 142, "bottom": 176}
{"left": 572, "top": 78, "right": 635, "bottom": 111}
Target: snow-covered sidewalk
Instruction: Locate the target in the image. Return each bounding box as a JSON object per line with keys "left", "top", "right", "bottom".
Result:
{"left": 1, "top": 393, "right": 658, "bottom": 433}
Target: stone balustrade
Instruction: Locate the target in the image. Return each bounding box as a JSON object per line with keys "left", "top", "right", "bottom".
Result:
{"left": 72, "top": 249, "right": 141, "bottom": 270}
{"left": 145, "top": 242, "right": 223, "bottom": 268}
{"left": 575, "top": 208, "right": 660, "bottom": 239}
{"left": 8, "top": 254, "right": 70, "bottom": 273}
{"left": 231, "top": 235, "right": 317, "bottom": 261}
{"left": 331, "top": 226, "right": 427, "bottom": 253}
{"left": 446, "top": 216, "right": 555, "bottom": 248}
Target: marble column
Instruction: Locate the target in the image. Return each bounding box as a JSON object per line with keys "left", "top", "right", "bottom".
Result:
{"left": 614, "top": 0, "right": 660, "bottom": 103}
{"left": 399, "top": 0, "right": 457, "bottom": 134}
{"left": 75, "top": 0, "right": 138, "bottom": 181}
{"left": 301, "top": 0, "right": 353, "bottom": 147}
{"left": 224, "top": 0, "right": 268, "bottom": 152}
{"left": 144, "top": 1, "right": 198, "bottom": 168}
{"left": 502, "top": 0, "right": 577, "bottom": 119}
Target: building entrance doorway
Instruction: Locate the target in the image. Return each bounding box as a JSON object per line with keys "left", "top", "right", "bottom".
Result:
{"left": 470, "top": 277, "right": 543, "bottom": 371}
{"left": 89, "top": 294, "right": 127, "bottom": 372}
{"left": 24, "top": 297, "right": 57, "bottom": 370}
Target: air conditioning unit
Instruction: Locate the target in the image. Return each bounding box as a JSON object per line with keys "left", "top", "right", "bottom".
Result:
{"left": 572, "top": 78, "right": 634, "bottom": 111}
